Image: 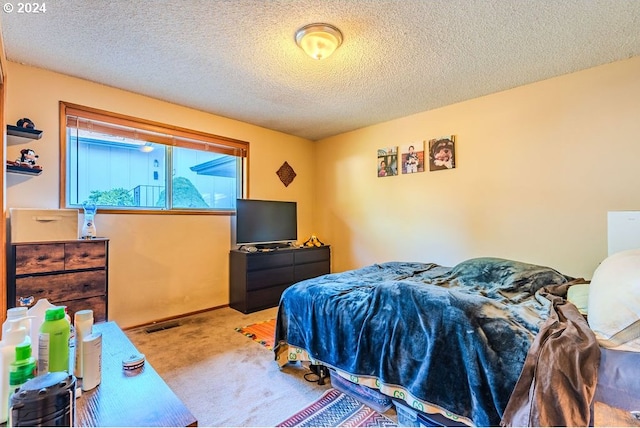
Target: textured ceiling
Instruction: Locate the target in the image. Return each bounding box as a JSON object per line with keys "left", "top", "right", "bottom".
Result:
{"left": 2, "top": 0, "right": 640, "bottom": 141}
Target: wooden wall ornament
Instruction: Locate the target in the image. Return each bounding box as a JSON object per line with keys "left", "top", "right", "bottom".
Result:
{"left": 276, "top": 161, "right": 297, "bottom": 187}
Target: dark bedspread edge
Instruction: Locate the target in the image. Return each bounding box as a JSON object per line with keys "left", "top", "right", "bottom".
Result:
{"left": 275, "top": 342, "right": 475, "bottom": 427}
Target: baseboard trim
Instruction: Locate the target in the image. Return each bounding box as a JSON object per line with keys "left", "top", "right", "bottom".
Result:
{"left": 123, "top": 304, "right": 229, "bottom": 331}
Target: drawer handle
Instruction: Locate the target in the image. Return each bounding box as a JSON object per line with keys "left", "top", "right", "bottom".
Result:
{"left": 33, "top": 216, "right": 62, "bottom": 222}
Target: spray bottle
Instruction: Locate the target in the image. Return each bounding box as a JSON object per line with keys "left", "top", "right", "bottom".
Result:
{"left": 0, "top": 319, "right": 28, "bottom": 423}
{"left": 81, "top": 202, "right": 97, "bottom": 239}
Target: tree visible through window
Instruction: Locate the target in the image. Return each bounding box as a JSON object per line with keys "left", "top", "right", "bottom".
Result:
{"left": 88, "top": 188, "right": 134, "bottom": 206}
{"left": 60, "top": 102, "right": 248, "bottom": 213}
{"left": 157, "top": 177, "right": 209, "bottom": 208}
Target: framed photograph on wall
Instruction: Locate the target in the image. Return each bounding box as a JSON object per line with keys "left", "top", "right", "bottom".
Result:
{"left": 401, "top": 141, "right": 425, "bottom": 174}
{"left": 428, "top": 136, "right": 456, "bottom": 171}
{"left": 377, "top": 147, "right": 398, "bottom": 177}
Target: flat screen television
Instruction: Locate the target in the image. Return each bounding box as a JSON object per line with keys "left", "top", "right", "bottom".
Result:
{"left": 235, "top": 199, "right": 297, "bottom": 248}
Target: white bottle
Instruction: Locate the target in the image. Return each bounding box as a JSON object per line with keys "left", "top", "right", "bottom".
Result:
{"left": 1, "top": 307, "right": 30, "bottom": 342}
{"left": 0, "top": 320, "right": 28, "bottom": 423}
{"left": 74, "top": 310, "right": 94, "bottom": 378}
{"left": 82, "top": 332, "right": 102, "bottom": 391}
{"left": 26, "top": 299, "right": 55, "bottom": 363}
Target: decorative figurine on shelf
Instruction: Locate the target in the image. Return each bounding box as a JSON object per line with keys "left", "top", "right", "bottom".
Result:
{"left": 303, "top": 235, "right": 325, "bottom": 247}
{"left": 18, "top": 148, "right": 39, "bottom": 166}
{"left": 16, "top": 118, "right": 35, "bottom": 129}
{"left": 6, "top": 147, "right": 42, "bottom": 174}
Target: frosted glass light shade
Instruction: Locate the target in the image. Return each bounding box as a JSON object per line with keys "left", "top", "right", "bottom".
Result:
{"left": 295, "top": 23, "right": 343, "bottom": 60}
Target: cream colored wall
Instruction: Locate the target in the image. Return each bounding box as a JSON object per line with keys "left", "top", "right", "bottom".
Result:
{"left": 7, "top": 57, "right": 640, "bottom": 325}
{"left": 315, "top": 56, "right": 640, "bottom": 279}
{"left": 5, "top": 62, "right": 316, "bottom": 328}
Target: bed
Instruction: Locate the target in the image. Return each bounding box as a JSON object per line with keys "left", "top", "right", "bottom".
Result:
{"left": 273, "top": 257, "right": 604, "bottom": 427}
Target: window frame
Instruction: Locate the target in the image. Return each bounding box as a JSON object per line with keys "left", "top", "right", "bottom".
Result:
{"left": 59, "top": 101, "right": 250, "bottom": 215}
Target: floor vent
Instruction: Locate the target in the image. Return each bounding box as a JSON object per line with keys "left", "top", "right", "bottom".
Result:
{"left": 145, "top": 321, "right": 180, "bottom": 334}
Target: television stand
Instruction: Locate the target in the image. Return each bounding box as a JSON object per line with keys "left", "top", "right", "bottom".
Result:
{"left": 229, "top": 245, "right": 331, "bottom": 313}
{"left": 255, "top": 242, "right": 291, "bottom": 250}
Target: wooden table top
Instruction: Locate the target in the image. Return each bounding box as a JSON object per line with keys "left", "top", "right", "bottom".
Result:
{"left": 75, "top": 321, "right": 197, "bottom": 427}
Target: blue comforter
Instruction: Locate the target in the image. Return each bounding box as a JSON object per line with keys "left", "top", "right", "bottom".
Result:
{"left": 274, "top": 257, "right": 574, "bottom": 426}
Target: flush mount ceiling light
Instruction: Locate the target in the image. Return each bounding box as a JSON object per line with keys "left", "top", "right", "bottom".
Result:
{"left": 295, "top": 23, "right": 343, "bottom": 60}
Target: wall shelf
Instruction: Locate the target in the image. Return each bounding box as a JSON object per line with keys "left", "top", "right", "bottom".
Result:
{"left": 6, "top": 124, "right": 44, "bottom": 176}
{"left": 7, "top": 124, "right": 43, "bottom": 140}
{"left": 6, "top": 164, "right": 43, "bottom": 176}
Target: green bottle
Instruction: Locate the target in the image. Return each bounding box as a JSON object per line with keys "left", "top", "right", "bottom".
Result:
{"left": 37, "top": 307, "right": 70, "bottom": 373}
{"left": 8, "top": 342, "right": 36, "bottom": 399}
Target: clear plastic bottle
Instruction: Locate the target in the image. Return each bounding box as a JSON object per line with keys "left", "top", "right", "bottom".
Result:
{"left": 37, "top": 307, "right": 70, "bottom": 374}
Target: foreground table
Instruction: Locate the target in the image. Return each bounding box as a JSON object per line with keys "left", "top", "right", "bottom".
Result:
{"left": 76, "top": 321, "right": 197, "bottom": 427}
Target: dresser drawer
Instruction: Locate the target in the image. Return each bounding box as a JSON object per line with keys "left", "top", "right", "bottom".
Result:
{"left": 246, "top": 252, "right": 294, "bottom": 271}
{"left": 15, "top": 244, "right": 65, "bottom": 275}
{"left": 15, "top": 270, "right": 106, "bottom": 304}
{"left": 59, "top": 295, "right": 107, "bottom": 323}
{"left": 294, "top": 247, "right": 330, "bottom": 264}
{"left": 247, "top": 266, "right": 294, "bottom": 291}
{"left": 65, "top": 241, "right": 107, "bottom": 270}
{"left": 245, "top": 283, "right": 291, "bottom": 312}
{"left": 294, "top": 260, "right": 331, "bottom": 282}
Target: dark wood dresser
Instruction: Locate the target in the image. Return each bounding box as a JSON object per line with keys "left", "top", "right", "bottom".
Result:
{"left": 229, "top": 245, "right": 330, "bottom": 313}
{"left": 7, "top": 238, "right": 109, "bottom": 321}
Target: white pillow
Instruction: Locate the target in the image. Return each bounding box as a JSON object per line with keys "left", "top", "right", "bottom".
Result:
{"left": 567, "top": 283, "right": 590, "bottom": 316}
{"left": 588, "top": 249, "right": 640, "bottom": 352}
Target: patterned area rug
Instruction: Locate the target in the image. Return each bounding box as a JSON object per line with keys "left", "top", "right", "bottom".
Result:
{"left": 276, "top": 388, "right": 397, "bottom": 427}
{"left": 235, "top": 318, "right": 276, "bottom": 350}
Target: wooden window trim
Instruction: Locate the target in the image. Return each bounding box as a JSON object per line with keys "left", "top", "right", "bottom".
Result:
{"left": 62, "top": 102, "right": 249, "bottom": 155}
{"left": 59, "top": 101, "right": 250, "bottom": 214}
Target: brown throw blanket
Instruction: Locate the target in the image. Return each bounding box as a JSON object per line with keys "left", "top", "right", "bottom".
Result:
{"left": 501, "top": 281, "right": 601, "bottom": 427}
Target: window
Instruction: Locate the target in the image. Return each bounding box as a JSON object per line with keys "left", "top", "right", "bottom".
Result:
{"left": 60, "top": 102, "right": 248, "bottom": 213}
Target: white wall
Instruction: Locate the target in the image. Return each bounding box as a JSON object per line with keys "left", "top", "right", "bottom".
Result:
{"left": 314, "top": 56, "right": 640, "bottom": 279}
{"left": 5, "top": 62, "right": 317, "bottom": 327}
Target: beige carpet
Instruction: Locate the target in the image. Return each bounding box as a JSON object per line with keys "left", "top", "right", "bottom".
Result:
{"left": 125, "top": 306, "right": 640, "bottom": 428}
{"left": 125, "top": 306, "right": 346, "bottom": 427}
